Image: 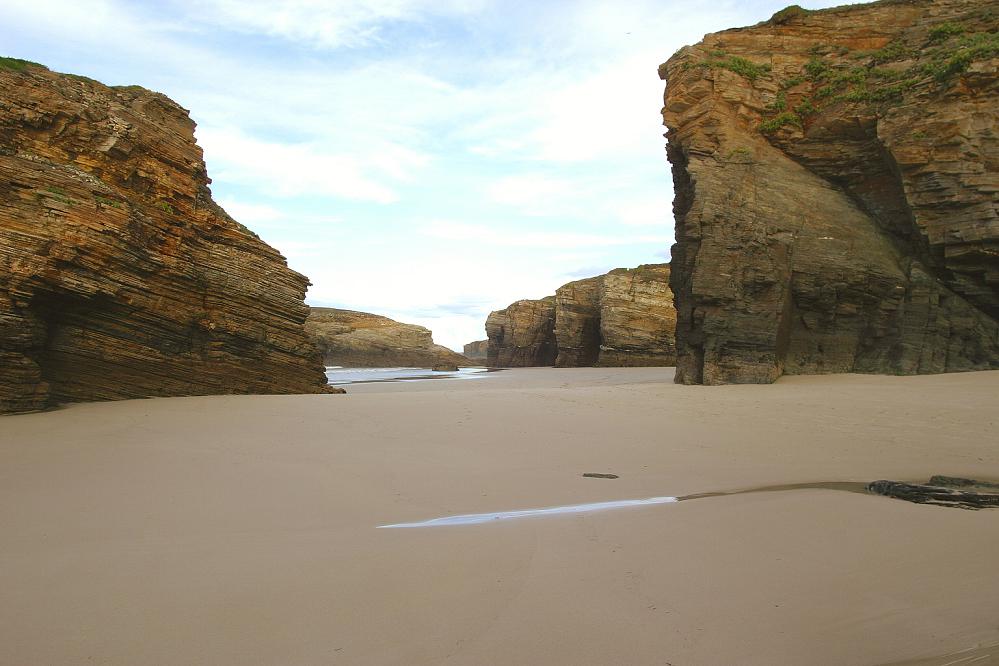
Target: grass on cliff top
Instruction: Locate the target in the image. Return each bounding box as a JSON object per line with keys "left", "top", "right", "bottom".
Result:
{"left": 0, "top": 56, "right": 47, "bottom": 72}
{"left": 683, "top": 51, "right": 772, "bottom": 82}
{"left": 757, "top": 26, "right": 999, "bottom": 136}
{"left": 770, "top": 5, "right": 811, "bottom": 25}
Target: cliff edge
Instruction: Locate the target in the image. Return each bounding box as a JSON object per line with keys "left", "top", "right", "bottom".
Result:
{"left": 660, "top": 0, "right": 999, "bottom": 384}
{"left": 0, "top": 60, "right": 329, "bottom": 412}
{"left": 306, "top": 307, "right": 471, "bottom": 368}
{"left": 485, "top": 264, "right": 676, "bottom": 367}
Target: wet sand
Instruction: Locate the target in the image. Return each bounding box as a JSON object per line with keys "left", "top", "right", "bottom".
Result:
{"left": 1, "top": 368, "right": 998, "bottom": 665}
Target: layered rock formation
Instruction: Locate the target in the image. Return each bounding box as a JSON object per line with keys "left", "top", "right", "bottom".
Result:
{"left": 463, "top": 339, "right": 489, "bottom": 361}
{"left": 485, "top": 264, "right": 676, "bottom": 367}
{"left": 306, "top": 308, "right": 470, "bottom": 368}
{"left": 485, "top": 297, "right": 557, "bottom": 367}
{"left": 555, "top": 265, "right": 677, "bottom": 367}
{"left": 0, "top": 61, "right": 329, "bottom": 413}
{"left": 660, "top": 0, "right": 999, "bottom": 384}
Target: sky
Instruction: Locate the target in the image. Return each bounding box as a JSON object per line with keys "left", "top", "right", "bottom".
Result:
{"left": 3, "top": 0, "right": 858, "bottom": 351}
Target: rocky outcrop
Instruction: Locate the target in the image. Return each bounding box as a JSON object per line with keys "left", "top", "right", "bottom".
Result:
{"left": 558, "top": 265, "right": 677, "bottom": 367}
{"left": 485, "top": 297, "right": 557, "bottom": 367}
{"left": 553, "top": 276, "right": 604, "bottom": 367}
{"left": 486, "top": 264, "right": 676, "bottom": 367}
{"left": 0, "top": 61, "right": 329, "bottom": 413}
{"left": 869, "top": 476, "right": 999, "bottom": 510}
{"left": 463, "top": 339, "right": 489, "bottom": 361}
{"left": 306, "top": 307, "right": 470, "bottom": 368}
{"left": 660, "top": 0, "right": 999, "bottom": 384}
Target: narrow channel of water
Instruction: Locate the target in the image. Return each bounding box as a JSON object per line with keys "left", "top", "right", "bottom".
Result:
{"left": 325, "top": 366, "right": 495, "bottom": 386}
{"left": 377, "top": 482, "right": 871, "bottom": 529}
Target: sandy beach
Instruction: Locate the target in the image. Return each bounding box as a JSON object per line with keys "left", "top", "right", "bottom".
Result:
{"left": 2, "top": 367, "right": 998, "bottom": 665}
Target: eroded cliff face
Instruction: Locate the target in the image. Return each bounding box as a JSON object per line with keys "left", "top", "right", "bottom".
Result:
{"left": 485, "top": 297, "right": 557, "bottom": 367}
{"left": 661, "top": 0, "right": 999, "bottom": 384}
{"left": 596, "top": 265, "right": 678, "bottom": 366}
{"left": 0, "top": 62, "right": 329, "bottom": 413}
{"left": 306, "top": 308, "right": 470, "bottom": 368}
{"left": 463, "top": 339, "right": 489, "bottom": 361}
{"left": 555, "top": 265, "right": 677, "bottom": 367}
{"left": 486, "top": 264, "right": 676, "bottom": 367}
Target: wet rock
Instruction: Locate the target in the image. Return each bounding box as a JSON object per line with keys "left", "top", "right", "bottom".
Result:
{"left": 582, "top": 473, "right": 620, "bottom": 479}
{"left": 432, "top": 363, "right": 458, "bottom": 372}
{"left": 661, "top": 0, "right": 999, "bottom": 384}
{"left": 868, "top": 477, "right": 999, "bottom": 510}
{"left": 0, "top": 63, "right": 329, "bottom": 413}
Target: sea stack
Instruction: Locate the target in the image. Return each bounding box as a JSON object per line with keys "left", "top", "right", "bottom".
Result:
{"left": 485, "top": 264, "right": 676, "bottom": 367}
{"left": 661, "top": 0, "right": 999, "bottom": 384}
{"left": 0, "top": 63, "right": 329, "bottom": 413}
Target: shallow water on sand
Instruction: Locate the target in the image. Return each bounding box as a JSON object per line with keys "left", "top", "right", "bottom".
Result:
{"left": 325, "top": 366, "right": 493, "bottom": 386}
{"left": 377, "top": 482, "right": 873, "bottom": 528}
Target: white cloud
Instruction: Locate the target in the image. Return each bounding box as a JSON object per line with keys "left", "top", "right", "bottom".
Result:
{"left": 197, "top": 127, "right": 409, "bottom": 203}
{"left": 194, "top": 0, "right": 486, "bottom": 49}
{"left": 484, "top": 175, "right": 577, "bottom": 214}
{"left": 423, "top": 220, "right": 669, "bottom": 249}
{"left": 215, "top": 199, "right": 286, "bottom": 224}
{"left": 616, "top": 199, "right": 672, "bottom": 227}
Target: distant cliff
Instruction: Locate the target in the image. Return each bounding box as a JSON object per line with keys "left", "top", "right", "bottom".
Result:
{"left": 0, "top": 59, "right": 329, "bottom": 413}
{"left": 306, "top": 308, "right": 470, "bottom": 368}
{"left": 485, "top": 297, "right": 558, "bottom": 367}
{"left": 463, "top": 339, "right": 489, "bottom": 361}
{"left": 660, "top": 0, "right": 999, "bottom": 384}
{"left": 485, "top": 264, "right": 676, "bottom": 367}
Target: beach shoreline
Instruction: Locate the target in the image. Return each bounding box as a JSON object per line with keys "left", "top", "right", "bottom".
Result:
{"left": 2, "top": 368, "right": 998, "bottom": 665}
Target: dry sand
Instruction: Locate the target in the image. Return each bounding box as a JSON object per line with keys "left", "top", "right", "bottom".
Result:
{"left": 1, "top": 367, "right": 998, "bottom": 665}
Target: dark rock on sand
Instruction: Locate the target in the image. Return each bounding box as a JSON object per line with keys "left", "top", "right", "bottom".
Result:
{"left": 868, "top": 477, "right": 999, "bottom": 510}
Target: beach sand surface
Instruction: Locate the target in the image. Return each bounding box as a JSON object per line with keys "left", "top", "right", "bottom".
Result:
{"left": 1, "top": 368, "right": 998, "bottom": 665}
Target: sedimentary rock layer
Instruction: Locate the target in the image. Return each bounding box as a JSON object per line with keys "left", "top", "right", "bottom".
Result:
{"left": 306, "top": 307, "right": 470, "bottom": 368}
{"left": 0, "top": 62, "right": 329, "bottom": 413}
{"left": 486, "top": 264, "right": 676, "bottom": 367}
{"left": 485, "top": 297, "right": 557, "bottom": 367}
{"left": 463, "top": 339, "right": 489, "bottom": 360}
{"left": 661, "top": 0, "right": 999, "bottom": 384}
{"left": 555, "top": 265, "right": 677, "bottom": 367}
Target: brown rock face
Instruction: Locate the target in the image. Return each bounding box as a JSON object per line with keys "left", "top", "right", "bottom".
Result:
{"left": 463, "top": 339, "right": 489, "bottom": 361}
{"left": 0, "top": 63, "right": 329, "bottom": 413}
{"left": 554, "top": 276, "right": 604, "bottom": 367}
{"left": 486, "top": 264, "right": 676, "bottom": 367}
{"left": 596, "top": 265, "right": 677, "bottom": 366}
{"left": 555, "top": 265, "right": 677, "bottom": 367}
{"left": 305, "top": 307, "right": 470, "bottom": 368}
{"left": 485, "top": 297, "right": 557, "bottom": 367}
{"left": 661, "top": 0, "right": 999, "bottom": 384}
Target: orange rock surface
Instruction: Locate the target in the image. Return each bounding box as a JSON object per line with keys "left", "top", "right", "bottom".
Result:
{"left": 0, "top": 63, "right": 329, "bottom": 413}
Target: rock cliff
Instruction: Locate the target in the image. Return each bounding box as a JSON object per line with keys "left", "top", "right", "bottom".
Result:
{"left": 463, "top": 339, "right": 489, "bottom": 361}
{"left": 595, "top": 265, "right": 678, "bottom": 366}
{"left": 485, "top": 297, "right": 558, "bottom": 367}
{"left": 485, "top": 264, "right": 676, "bottom": 367}
{"left": 0, "top": 60, "right": 329, "bottom": 413}
{"left": 306, "top": 307, "right": 470, "bottom": 368}
{"left": 660, "top": 0, "right": 999, "bottom": 384}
